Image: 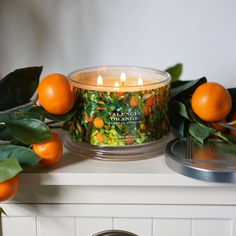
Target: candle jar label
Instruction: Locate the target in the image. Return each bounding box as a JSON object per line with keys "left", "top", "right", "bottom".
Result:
{"left": 69, "top": 84, "right": 170, "bottom": 146}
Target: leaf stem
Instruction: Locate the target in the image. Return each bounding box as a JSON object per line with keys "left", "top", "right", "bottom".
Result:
{"left": 46, "top": 121, "right": 61, "bottom": 125}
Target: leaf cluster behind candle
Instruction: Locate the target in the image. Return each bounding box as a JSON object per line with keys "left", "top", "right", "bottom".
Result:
{"left": 166, "top": 63, "right": 236, "bottom": 149}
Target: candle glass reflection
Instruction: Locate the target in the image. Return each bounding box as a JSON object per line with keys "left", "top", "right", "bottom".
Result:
{"left": 68, "top": 66, "right": 170, "bottom": 147}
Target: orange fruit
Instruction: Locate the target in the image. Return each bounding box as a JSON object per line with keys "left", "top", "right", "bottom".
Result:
{"left": 96, "top": 132, "right": 105, "bottom": 143}
{"left": 38, "top": 73, "right": 75, "bottom": 115}
{"left": 229, "top": 112, "right": 236, "bottom": 136}
{"left": 93, "top": 117, "right": 104, "bottom": 129}
{"left": 146, "top": 96, "right": 155, "bottom": 107}
{"left": 130, "top": 97, "right": 139, "bottom": 107}
{"left": 33, "top": 132, "right": 63, "bottom": 166}
{"left": 0, "top": 176, "right": 19, "bottom": 202}
{"left": 191, "top": 82, "right": 232, "bottom": 122}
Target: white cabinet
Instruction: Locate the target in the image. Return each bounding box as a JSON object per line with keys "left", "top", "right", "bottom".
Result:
{"left": 1, "top": 151, "right": 236, "bottom": 236}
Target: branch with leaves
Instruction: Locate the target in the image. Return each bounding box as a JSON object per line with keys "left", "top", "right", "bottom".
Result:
{"left": 167, "top": 64, "right": 236, "bottom": 148}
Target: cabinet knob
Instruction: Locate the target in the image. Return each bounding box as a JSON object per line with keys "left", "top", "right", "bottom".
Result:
{"left": 92, "top": 229, "right": 138, "bottom": 236}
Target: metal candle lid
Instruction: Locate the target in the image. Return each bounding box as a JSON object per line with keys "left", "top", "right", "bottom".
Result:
{"left": 165, "top": 137, "right": 236, "bottom": 183}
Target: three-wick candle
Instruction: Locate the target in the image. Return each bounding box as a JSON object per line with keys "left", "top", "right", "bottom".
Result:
{"left": 68, "top": 66, "right": 170, "bottom": 146}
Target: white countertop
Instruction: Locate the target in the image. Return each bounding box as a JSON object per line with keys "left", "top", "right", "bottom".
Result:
{"left": 19, "top": 147, "right": 236, "bottom": 187}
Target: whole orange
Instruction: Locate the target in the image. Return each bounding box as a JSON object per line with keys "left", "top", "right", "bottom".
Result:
{"left": 93, "top": 117, "right": 104, "bottom": 129}
{"left": 38, "top": 73, "right": 75, "bottom": 115}
{"left": 191, "top": 82, "right": 232, "bottom": 122}
{"left": 33, "top": 132, "right": 63, "bottom": 166}
{"left": 0, "top": 176, "right": 19, "bottom": 202}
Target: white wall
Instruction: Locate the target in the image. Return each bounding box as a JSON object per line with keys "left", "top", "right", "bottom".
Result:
{"left": 0, "top": 0, "right": 235, "bottom": 87}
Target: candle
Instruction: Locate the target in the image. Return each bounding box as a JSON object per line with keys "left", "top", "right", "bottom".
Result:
{"left": 68, "top": 66, "right": 170, "bottom": 147}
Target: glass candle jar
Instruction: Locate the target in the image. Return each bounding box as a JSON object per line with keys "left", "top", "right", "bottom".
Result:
{"left": 67, "top": 66, "right": 170, "bottom": 149}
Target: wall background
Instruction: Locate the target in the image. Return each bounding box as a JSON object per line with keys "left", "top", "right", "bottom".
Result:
{"left": 0, "top": 0, "right": 235, "bottom": 87}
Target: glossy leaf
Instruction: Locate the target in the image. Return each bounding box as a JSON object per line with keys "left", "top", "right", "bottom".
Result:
{"left": 228, "top": 88, "right": 236, "bottom": 99}
{"left": 0, "top": 66, "right": 43, "bottom": 111}
{"left": 0, "top": 112, "right": 16, "bottom": 122}
{"left": 0, "top": 127, "right": 13, "bottom": 141}
{"left": 171, "top": 80, "right": 190, "bottom": 89}
{"left": 0, "top": 145, "right": 40, "bottom": 166}
{"left": 169, "top": 100, "right": 191, "bottom": 120}
{"left": 170, "top": 114, "right": 186, "bottom": 137}
{"left": 0, "top": 158, "right": 22, "bottom": 182}
{"left": 171, "top": 77, "right": 207, "bottom": 98}
{"left": 5, "top": 118, "right": 52, "bottom": 144}
{"left": 228, "top": 88, "right": 236, "bottom": 110}
{"left": 165, "top": 63, "right": 183, "bottom": 82}
{"left": 188, "top": 123, "right": 214, "bottom": 144}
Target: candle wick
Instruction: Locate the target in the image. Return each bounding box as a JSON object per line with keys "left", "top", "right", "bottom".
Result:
{"left": 120, "top": 72, "right": 126, "bottom": 86}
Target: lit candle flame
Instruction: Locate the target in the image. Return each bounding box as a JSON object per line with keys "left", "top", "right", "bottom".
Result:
{"left": 114, "top": 81, "right": 120, "bottom": 91}
{"left": 97, "top": 75, "right": 103, "bottom": 86}
{"left": 120, "top": 72, "right": 126, "bottom": 86}
{"left": 138, "top": 77, "right": 143, "bottom": 86}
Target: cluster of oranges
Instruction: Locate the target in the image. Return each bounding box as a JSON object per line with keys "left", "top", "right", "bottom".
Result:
{"left": 191, "top": 82, "right": 235, "bottom": 134}
{"left": 0, "top": 73, "right": 75, "bottom": 202}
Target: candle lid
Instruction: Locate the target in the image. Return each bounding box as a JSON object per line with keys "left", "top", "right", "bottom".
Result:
{"left": 165, "top": 136, "right": 236, "bottom": 183}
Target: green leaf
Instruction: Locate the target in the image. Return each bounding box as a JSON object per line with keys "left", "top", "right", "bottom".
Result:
{"left": 0, "top": 158, "right": 22, "bottom": 182}
{"left": 228, "top": 88, "right": 236, "bottom": 99}
{"left": 171, "top": 80, "right": 190, "bottom": 89}
{"left": 171, "top": 77, "right": 207, "bottom": 98}
{"left": 0, "top": 112, "right": 17, "bottom": 123}
{"left": 5, "top": 118, "right": 51, "bottom": 144}
{"left": 0, "top": 127, "right": 13, "bottom": 141}
{"left": 29, "top": 106, "right": 75, "bottom": 121}
{"left": 165, "top": 63, "right": 183, "bottom": 82}
{"left": 228, "top": 88, "right": 236, "bottom": 110}
{"left": 213, "top": 131, "right": 236, "bottom": 145}
{"left": 189, "top": 109, "right": 208, "bottom": 127}
{"left": 169, "top": 100, "right": 191, "bottom": 120}
{"left": 0, "top": 145, "right": 40, "bottom": 166}
{"left": 0, "top": 66, "right": 43, "bottom": 111}
{"left": 0, "top": 207, "right": 7, "bottom": 216}
{"left": 188, "top": 123, "right": 214, "bottom": 144}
